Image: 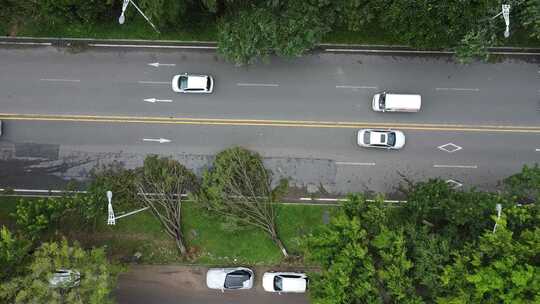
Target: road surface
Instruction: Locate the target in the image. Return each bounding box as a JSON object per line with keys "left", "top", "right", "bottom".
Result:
{"left": 0, "top": 45, "right": 538, "bottom": 194}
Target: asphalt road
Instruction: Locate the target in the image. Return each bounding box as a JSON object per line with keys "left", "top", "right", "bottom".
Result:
{"left": 115, "top": 265, "right": 309, "bottom": 304}
{"left": 0, "top": 45, "right": 539, "bottom": 194}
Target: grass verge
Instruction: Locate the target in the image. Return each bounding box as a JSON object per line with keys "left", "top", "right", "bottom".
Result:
{"left": 1, "top": 196, "right": 334, "bottom": 265}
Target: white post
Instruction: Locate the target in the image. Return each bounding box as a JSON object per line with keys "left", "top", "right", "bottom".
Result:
{"left": 502, "top": 4, "right": 510, "bottom": 38}
{"left": 107, "top": 190, "right": 116, "bottom": 226}
{"left": 492, "top": 203, "right": 502, "bottom": 233}
{"left": 117, "top": 0, "right": 160, "bottom": 34}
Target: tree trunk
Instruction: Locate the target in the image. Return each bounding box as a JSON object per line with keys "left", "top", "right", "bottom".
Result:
{"left": 174, "top": 232, "right": 187, "bottom": 256}
{"left": 271, "top": 230, "right": 288, "bottom": 257}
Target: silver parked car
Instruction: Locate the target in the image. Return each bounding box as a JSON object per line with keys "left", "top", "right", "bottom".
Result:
{"left": 357, "top": 129, "right": 406, "bottom": 149}
{"left": 172, "top": 73, "right": 214, "bottom": 93}
{"left": 262, "top": 272, "right": 308, "bottom": 293}
{"left": 49, "top": 269, "right": 80, "bottom": 288}
{"left": 206, "top": 267, "right": 254, "bottom": 291}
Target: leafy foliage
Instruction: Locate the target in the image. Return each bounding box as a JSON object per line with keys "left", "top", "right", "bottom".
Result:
{"left": 14, "top": 197, "right": 75, "bottom": 241}
{"left": 521, "top": 0, "right": 540, "bottom": 40}
{"left": 33, "top": 0, "right": 114, "bottom": 26}
{"left": 438, "top": 218, "right": 540, "bottom": 303}
{"left": 0, "top": 226, "right": 31, "bottom": 281}
{"left": 136, "top": 0, "right": 188, "bottom": 28}
{"left": 503, "top": 164, "right": 540, "bottom": 204}
{"left": 0, "top": 239, "right": 117, "bottom": 304}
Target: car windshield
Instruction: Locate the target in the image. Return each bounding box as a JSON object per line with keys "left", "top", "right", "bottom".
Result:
{"left": 387, "top": 133, "right": 396, "bottom": 146}
{"left": 363, "top": 131, "right": 371, "bottom": 144}
{"left": 224, "top": 270, "right": 250, "bottom": 289}
{"left": 179, "top": 76, "right": 188, "bottom": 90}
{"left": 379, "top": 93, "right": 386, "bottom": 109}
{"left": 206, "top": 77, "right": 211, "bottom": 90}
{"left": 273, "top": 276, "right": 283, "bottom": 291}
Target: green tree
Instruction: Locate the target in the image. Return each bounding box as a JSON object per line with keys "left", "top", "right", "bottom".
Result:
{"left": 305, "top": 195, "right": 423, "bottom": 303}
{"left": 137, "top": 155, "right": 199, "bottom": 256}
{"left": 33, "top": 0, "right": 114, "bottom": 26}
{"left": 217, "top": 1, "right": 333, "bottom": 65}
{"left": 503, "top": 164, "right": 540, "bottom": 204}
{"left": 521, "top": 0, "right": 540, "bottom": 40}
{"left": 438, "top": 217, "right": 540, "bottom": 303}
{"left": 84, "top": 162, "right": 138, "bottom": 229}
{"left": 136, "top": 0, "right": 188, "bottom": 28}
{"left": 14, "top": 196, "right": 75, "bottom": 241}
{"left": 0, "top": 239, "right": 117, "bottom": 304}
{"left": 196, "top": 146, "right": 290, "bottom": 256}
{"left": 0, "top": 226, "right": 31, "bottom": 281}
{"left": 401, "top": 179, "right": 508, "bottom": 244}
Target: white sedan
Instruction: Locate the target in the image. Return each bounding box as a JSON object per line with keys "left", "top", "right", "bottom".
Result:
{"left": 206, "top": 267, "right": 254, "bottom": 291}
{"left": 172, "top": 73, "right": 214, "bottom": 93}
{"left": 262, "top": 272, "right": 308, "bottom": 293}
{"left": 357, "top": 129, "right": 405, "bottom": 149}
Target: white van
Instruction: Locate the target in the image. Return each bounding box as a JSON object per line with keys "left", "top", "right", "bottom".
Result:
{"left": 372, "top": 92, "right": 421, "bottom": 112}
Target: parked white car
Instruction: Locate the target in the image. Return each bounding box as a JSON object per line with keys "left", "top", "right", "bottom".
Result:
{"left": 357, "top": 129, "right": 406, "bottom": 149}
{"left": 172, "top": 73, "right": 214, "bottom": 93}
{"left": 49, "top": 269, "right": 80, "bottom": 288}
{"left": 262, "top": 272, "right": 308, "bottom": 293}
{"left": 206, "top": 267, "right": 254, "bottom": 291}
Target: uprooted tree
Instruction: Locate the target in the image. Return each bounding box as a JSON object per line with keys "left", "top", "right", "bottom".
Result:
{"left": 136, "top": 155, "right": 199, "bottom": 256}
{"left": 196, "top": 146, "right": 289, "bottom": 256}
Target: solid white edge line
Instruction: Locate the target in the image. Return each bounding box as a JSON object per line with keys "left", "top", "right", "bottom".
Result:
{"left": 40, "top": 78, "right": 81, "bottom": 82}
{"left": 89, "top": 43, "right": 217, "bottom": 49}
{"left": 0, "top": 41, "right": 52, "bottom": 46}
{"left": 433, "top": 164, "right": 478, "bottom": 169}
{"left": 324, "top": 48, "right": 540, "bottom": 56}
{"left": 236, "top": 83, "right": 279, "bottom": 87}
{"left": 336, "top": 85, "right": 378, "bottom": 89}
{"left": 0, "top": 188, "right": 87, "bottom": 193}
{"left": 336, "top": 162, "right": 376, "bottom": 166}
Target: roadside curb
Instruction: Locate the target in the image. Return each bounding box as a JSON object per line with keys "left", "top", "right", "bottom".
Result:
{"left": 2, "top": 36, "right": 540, "bottom": 55}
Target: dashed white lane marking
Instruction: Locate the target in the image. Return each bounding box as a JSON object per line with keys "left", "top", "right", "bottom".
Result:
{"left": 89, "top": 43, "right": 217, "bottom": 49}
{"left": 138, "top": 81, "right": 170, "bottom": 85}
{"left": 336, "top": 161, "right": 376, "bottom": 166}
{"left": 237, "top": 83, "right": 279, "bottom": 87}
{"left": 535, "top": 148, "right": 540, "bottom": 152}
{"left": 434, "top": 164, "right": 478, "bottom": 169}
{"left": 336, "top": 85, "right": 378, "bottom": 89}
{"left": 40, "top": 78, "right": 81, "bottom": 82}
{"left": 435, "top": 87, "right": 480, "bottom": 92}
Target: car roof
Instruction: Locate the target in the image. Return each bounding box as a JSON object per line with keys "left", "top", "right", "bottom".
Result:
{"left": 224, "top": 271, "right": 250, "bottom": 289}
{"left": 186, "top": 75, "right": 208, "bottom": 89}
{"left": 281, "top": 276, "right": 307, "bottom": 292}
{"left": 369, "top": 130, "right": 389, "bottom": 145}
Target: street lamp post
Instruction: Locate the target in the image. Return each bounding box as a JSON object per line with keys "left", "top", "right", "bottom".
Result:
{"left": 492, "top": 203, "right": 502, "bottom": 233}
{"left": 492, "top": 4, "right": 511, "bottom": 38}
{"left": 118, "top": 0, "right": 160, "bottom": 34}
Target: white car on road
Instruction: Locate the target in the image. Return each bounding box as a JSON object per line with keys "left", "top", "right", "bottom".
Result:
{"left": 206, "top": 267, "right": 254, "bottom": 291}
{"left": 172, "top": 73, "right": 214, "bottom": 93}
{"left": 357, "top": 129, "right": 405, "bottom": 149}
{"left": 262, "top": 272, "right": 308, "bottom": 293}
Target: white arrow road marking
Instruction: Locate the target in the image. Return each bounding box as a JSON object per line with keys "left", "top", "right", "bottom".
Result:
{"left": 148, "top": 62, "right": 176, "bottom": 67}
{"left": 144, "top": 98, "right": 172, "bottom": 103}
{"left": 40, "top": 78, "right": 81, "bottom": 82}
{"left": 142, "top": 138, "right": 171, "bottom": 144}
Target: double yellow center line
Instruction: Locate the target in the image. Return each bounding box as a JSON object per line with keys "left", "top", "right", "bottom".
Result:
{"left": 1, "top": 113, "right": 539, "bottom": 133}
